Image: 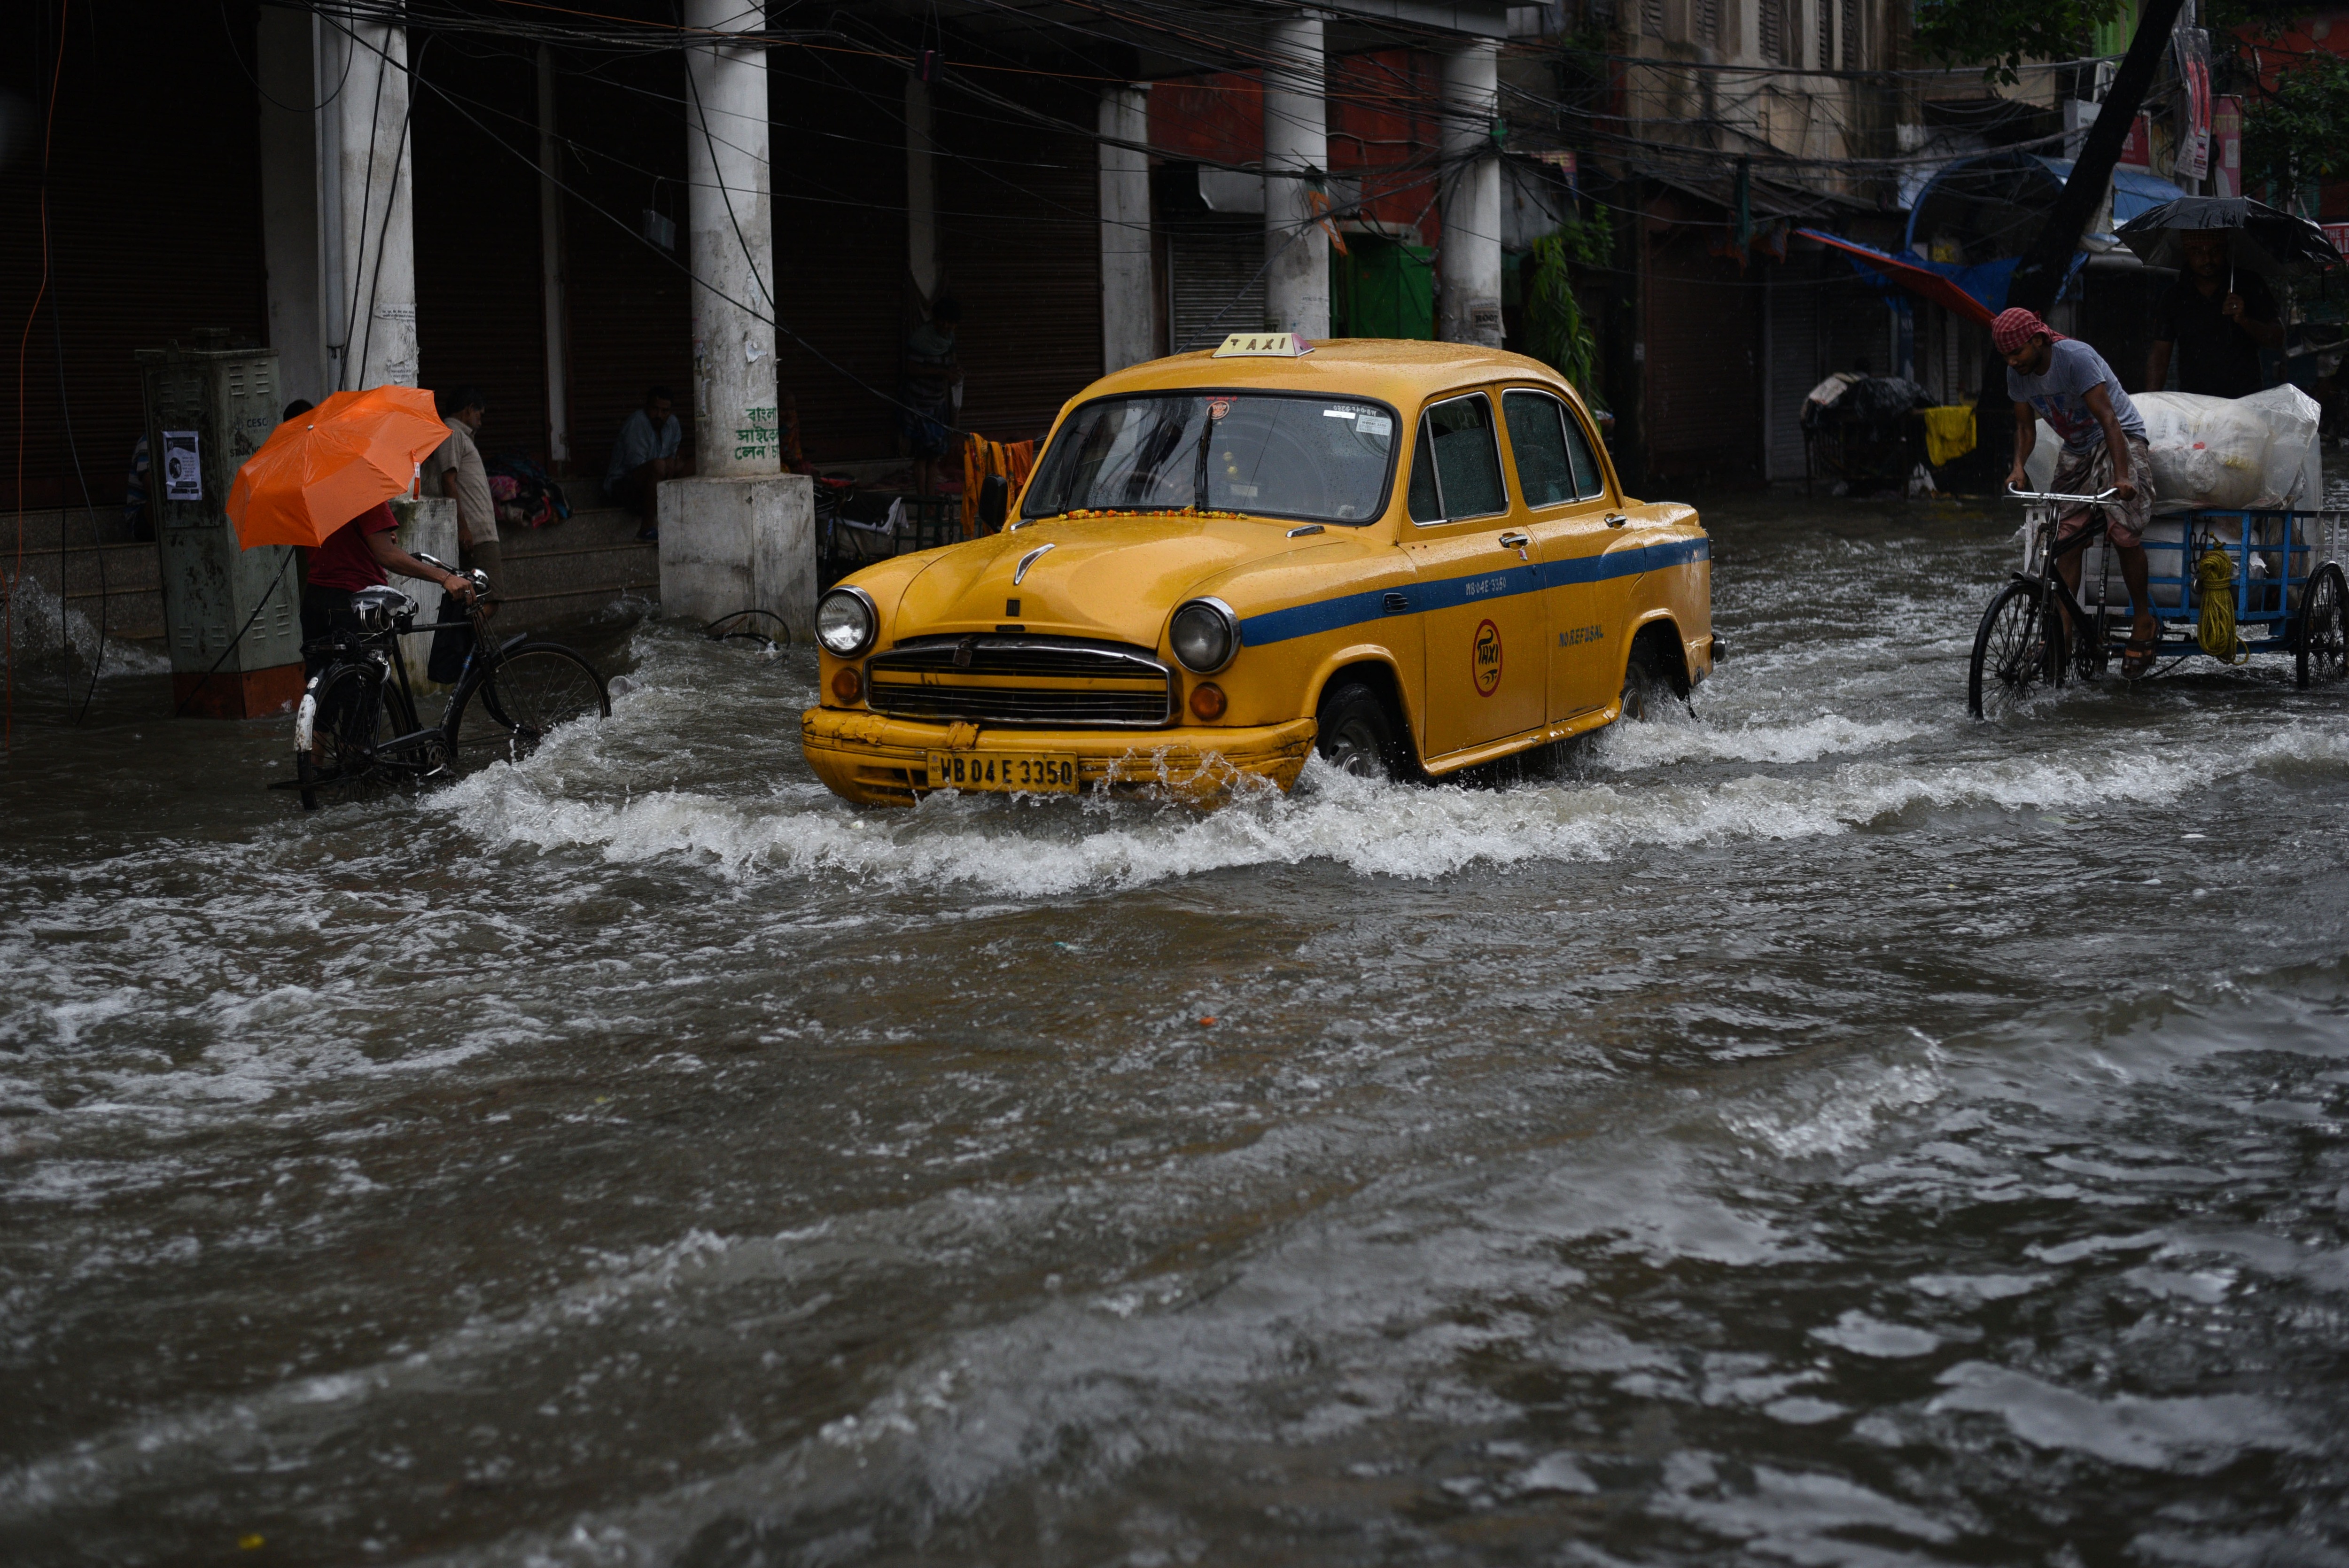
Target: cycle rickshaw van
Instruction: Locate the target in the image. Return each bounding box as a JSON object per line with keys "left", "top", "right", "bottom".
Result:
{"left": 1972, "top": 484, "right": 2349, "bottom": 714}
{"left": 800, "top": 336, "right": 1716, "bottom": 806}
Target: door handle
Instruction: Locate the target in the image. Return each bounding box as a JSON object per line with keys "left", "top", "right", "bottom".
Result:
{"left": 1604, "top": 513, "right": 1630, "bottom": 528}
{"left": 1498, "top": 531, "right": 1530, "bottom": 547}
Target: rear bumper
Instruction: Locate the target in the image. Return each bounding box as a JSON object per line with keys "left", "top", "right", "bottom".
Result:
{"left": 800, "top": 707, "right": 1319, "bottom": 807}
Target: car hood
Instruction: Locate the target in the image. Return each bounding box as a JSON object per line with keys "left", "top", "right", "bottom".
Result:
{"left": 892, "top": 515, "right": 1318, "bottom": 648}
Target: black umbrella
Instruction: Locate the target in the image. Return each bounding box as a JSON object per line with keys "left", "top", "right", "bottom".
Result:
{"left": 2115, "top": 195, "right": 2343, "bottom": 281}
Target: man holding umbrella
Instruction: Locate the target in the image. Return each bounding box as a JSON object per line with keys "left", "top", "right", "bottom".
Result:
{"left": 231, "top": 389, "right": 480, "bottom": 674}
{"left": 2146, "top": 230, "right": 2284, "bottom": 397}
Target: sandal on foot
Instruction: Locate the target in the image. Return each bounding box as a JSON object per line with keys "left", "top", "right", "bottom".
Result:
{"left": 2122, "top": 633, "right": 2158, "bottom": 677}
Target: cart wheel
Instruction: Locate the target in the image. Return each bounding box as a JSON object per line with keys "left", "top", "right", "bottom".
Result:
{"left": 1968, "top": 581, "right": 2065, "bottom": 719}
{"left": 2296, "top": 563, "right": 2349, "bottom": 689}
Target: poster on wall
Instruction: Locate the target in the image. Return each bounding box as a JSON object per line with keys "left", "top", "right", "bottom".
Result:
{"left": 2211, "top": 96, "right": 2242, "bottom": 198}
{"left": 2117, "top": 112, "right": 2154, "bottom": 171}
{"left": 2171, "top": 27, "right": 2212, "bottom": 180}
{"left": 161, "top": 431, "right": 201, "bottom": 503}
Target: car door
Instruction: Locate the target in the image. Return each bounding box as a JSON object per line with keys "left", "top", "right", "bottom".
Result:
{"left": 1501, "top": 388, "right": 1636, "bottom": 722}
{"left": 1400, "top": 389, "right": 1548, "bottom": 760}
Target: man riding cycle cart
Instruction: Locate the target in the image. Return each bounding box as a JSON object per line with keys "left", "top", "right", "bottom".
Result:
{"left": 1972, "top": 308, "right": 2347, "bottom": 714}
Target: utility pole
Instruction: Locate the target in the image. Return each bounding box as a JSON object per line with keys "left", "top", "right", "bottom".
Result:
{"left": 2006, "top": 0, "right": 2188, "bottom": 315}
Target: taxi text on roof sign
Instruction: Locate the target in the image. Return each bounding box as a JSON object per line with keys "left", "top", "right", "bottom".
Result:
{"left": 1212, "top": 332, "right": 1316, "bottom": 359}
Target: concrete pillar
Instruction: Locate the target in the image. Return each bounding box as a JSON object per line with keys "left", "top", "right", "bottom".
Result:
{"left": 323, "top": 10, "right": 419, "bottom": 389}
{"left": 657, "top": 475, "right": 818, "bottom": 636}
{"left": 906, "top": 76, "right": 941, "bottom": 307}
{"left": 682, "top": 0, "right": 776, "bottom": 474}
{"left": 389, "top": 496, "right": 459, "bottom": 692}
{"left": 660, "top": 2, "right": 813, "bottom": 639}
{"left": 1262, "top": 13, "right": 1330, "bottom": 340}
{"left": 1438, "top": 41, "right": 1504, "bottom": 347}
{"left": 1100, "top": 85, "right": 1155, "bottom": 373}
{"left": 537, "top": 45, "right": 572, "bottom": 469}
{"left": 256, "top": 8, "right": 328, "bottom": 406}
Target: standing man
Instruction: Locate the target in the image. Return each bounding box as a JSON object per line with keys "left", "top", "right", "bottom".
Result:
{"left": 901, "top": 296, "right": 962, "bottom": 496}
{"left": 605, "top": 385, "right": 686, "bottom": 542}
{"left": 2146, "top": 233, "right": 2283, "bottom": 397}
{"left": 421, "top": 384, "right": 500, "bottom": 602}
{"left": 1999, "top": 307, "right": 2161, "bottom": 676}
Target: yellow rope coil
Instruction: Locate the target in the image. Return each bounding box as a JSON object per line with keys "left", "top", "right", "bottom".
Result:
{"left": 2194, "top": 548, "right": 2251, "bottom": 666}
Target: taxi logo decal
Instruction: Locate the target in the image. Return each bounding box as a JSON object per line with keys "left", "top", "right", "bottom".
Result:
{"left": 1472, "top": 619, "right": 1503, "bottom": 696}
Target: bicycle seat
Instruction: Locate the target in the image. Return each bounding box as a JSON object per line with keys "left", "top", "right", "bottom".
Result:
{"left": 350, "top": 586, "right": 419, "bottom": 634}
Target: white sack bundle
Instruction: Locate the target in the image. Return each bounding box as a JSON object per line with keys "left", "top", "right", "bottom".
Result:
{"left": 2023, "top": 386, "right": 2322, "bottom": 511}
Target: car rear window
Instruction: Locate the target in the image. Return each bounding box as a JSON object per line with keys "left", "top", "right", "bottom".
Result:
{"left": 1022, "top": 393, "right": 1399, "bottom": 525}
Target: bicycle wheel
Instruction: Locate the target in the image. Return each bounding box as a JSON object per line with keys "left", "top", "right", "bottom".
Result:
{"left": 449, "top": 642, "right": 609, "bottom": 765}
{"left": 2297, "top": 563, "right": 2349, "bottom": 689}
{"left": 1968, "top": 581, "right": 2065, "bottom": 719}
{"left": 296, "top": 664, "right": 404, "bottom": 810}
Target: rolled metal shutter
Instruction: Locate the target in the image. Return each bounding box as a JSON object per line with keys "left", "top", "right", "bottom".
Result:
{"left": 1644, "top": 223, "right": 1762, "bottom": 483}
{"left": 413, "top": 42, "right": 549, "bottom": 463}
{"left": 2, "top": 3, "right": 267, "bottom": 512}
{"left": 770, "top": 52, "right": 905, "bottom": 465}
{"left": 558, "top": 53, "right": 693, "bottom": 481}
{"left": 1765, "top": 266, "right": 1821, "bottom": 481}
{"left": 936, "top": 88, "right": 1104, "bottom": 446}
{"left": 1168, "top": 218, "right": 1266, "bottom": 355}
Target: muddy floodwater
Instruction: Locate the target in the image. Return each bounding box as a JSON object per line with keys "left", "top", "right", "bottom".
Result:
{"left": 5, "top": 493, "right": 2349, "bottom": 1567}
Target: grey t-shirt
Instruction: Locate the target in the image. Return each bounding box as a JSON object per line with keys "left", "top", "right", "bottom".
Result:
{"left": 2007, "top": 337, "right": 2147, "bottom": 454}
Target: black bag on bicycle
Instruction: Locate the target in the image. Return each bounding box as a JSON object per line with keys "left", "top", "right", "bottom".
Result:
{"left": 427, "top": 591, "right": 474, "bottom": 684}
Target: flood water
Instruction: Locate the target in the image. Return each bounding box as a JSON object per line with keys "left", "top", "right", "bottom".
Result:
{"left": 5, "top": 492, "right": 2349, "bottom": 1567}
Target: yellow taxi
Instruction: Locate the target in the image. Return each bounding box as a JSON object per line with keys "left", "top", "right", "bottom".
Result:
{"left": 801, "top": 336, "right": 1713, "bottom": 806}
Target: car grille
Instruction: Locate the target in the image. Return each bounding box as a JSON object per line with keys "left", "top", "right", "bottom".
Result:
{"left": 864, "top": 637, "right": 1174, "bottom": 727}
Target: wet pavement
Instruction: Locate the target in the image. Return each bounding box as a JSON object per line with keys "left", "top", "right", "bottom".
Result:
{"left": 4, "top": 491, "right": 2348, "bottom": 1567}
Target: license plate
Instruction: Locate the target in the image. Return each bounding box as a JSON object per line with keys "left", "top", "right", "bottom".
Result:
{"left": 926, "top": 752, "right": 1080, "bottom": 793}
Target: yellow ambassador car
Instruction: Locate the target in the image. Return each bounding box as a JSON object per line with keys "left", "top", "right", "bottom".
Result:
{"left": 801, "top": 336, "right": 1714, "bottom": 806}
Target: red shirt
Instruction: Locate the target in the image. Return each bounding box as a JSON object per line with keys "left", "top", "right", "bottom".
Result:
{"left": 307, "top": 502, "right": 399, "bottom": 590}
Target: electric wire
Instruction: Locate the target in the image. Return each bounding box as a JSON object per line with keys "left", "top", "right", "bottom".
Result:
{"left": 9, "top": 0, "right": 71, "bottom": 755}
{"left": 47, "top": 279, "right": 103, "bottom": 724}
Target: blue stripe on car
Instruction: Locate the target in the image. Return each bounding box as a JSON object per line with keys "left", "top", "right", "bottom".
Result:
{"left": 1238, "top": 536, "right": 1709, "bottom": 647}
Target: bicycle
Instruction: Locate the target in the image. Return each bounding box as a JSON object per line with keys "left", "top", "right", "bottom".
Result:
{"left": 1967, "top": 486, "right": 2123, "bottom": 719}
{"left": 288, "top": 553, "right": 611, "bottom": 810}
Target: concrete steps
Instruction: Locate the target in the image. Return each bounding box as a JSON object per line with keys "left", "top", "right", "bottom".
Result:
{"left": 7, "top": 510, "right": 165, "bottom": 640}
{"left": 492, "top": 507, "right": 657, "bottom": 633}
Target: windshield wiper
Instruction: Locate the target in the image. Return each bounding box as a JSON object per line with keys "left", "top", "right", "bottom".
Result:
{"left": 1192, "top": 406, "right": 1216, "bottom": 510}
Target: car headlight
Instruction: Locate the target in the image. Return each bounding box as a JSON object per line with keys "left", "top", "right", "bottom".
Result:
{"left": 1169, "top": 598, "right": 1238, "bottom": 674}
{"left": 816, "top": 587, "right": 878, "bottom": 658}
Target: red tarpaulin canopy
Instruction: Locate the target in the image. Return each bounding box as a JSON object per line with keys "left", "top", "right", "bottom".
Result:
{"left": 1795, "top": 229, "right": 1998, "bottom": 327}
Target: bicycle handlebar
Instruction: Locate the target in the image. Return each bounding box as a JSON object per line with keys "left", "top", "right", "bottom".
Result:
{"left": 2008, "top": 484, "right": 2122, "bottom": 506}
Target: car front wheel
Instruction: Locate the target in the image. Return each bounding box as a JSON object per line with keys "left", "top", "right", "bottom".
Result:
{"left": 1314, "top": 679, "right": 1410, "bottom": 781}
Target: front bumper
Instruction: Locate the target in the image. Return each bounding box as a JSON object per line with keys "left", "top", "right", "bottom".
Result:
{"left": 800, "top": 706, "right": 1319, "bottom": 807}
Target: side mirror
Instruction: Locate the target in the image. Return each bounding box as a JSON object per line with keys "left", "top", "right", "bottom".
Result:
{"left": 977, "top": 473, "right": 1010, "bottom": 532}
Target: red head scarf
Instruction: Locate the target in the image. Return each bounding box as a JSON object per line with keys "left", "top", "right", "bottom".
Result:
{"left": 1991, "top": 307, "right": 2065, "bottom": 355}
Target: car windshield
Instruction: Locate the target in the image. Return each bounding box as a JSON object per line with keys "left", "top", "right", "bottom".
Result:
{"left": 1020, "top": 393, "right": 1398, "bottom": 524}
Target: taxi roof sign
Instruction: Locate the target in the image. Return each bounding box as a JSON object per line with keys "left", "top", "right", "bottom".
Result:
{"left": 1212, "top": 332, "right": 1315, "bottom": 359}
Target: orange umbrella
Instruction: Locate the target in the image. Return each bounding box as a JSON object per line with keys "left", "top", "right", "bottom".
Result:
{"left": 226, "top": 386, "right": 451, "bottom": 550}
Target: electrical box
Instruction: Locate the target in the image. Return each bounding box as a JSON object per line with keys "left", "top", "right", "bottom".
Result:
{"left": 138, "top": 340, "right": 303, "bottom": 718}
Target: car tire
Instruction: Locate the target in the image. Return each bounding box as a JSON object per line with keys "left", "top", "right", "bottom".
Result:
{"left": 1618, "top": 644, "right": 1668, "bottom": 722}
{"left": 1314, "top": 679, "right": 1409, "bottom": 781}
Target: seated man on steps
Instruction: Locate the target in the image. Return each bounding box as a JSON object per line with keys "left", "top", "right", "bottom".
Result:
{"left": 1998, "top": 306, "right": 2161, "bottom": 677}
{"left": 605, "top": 385, "right": 686, "bottom": 542}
